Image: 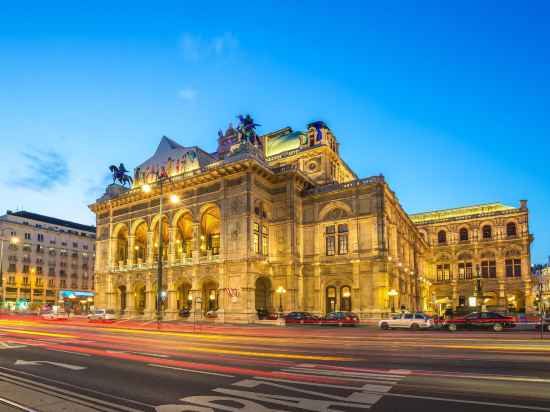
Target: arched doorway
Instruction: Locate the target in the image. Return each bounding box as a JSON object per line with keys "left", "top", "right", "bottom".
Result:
{"left": 202, "top": 280, "right": 219, "bottom": 313}
{"left": 134, "top": 222, "right": 148, "bottom": 264}
{"left": 200, "top": 207, "right": 220, "bottom": 256}
{"left": 326, "top": 286, "right": 337, "bottom": 314}
{"left": 340, "top": 285, "right": 352, "bottom": 311}
{"left": 115, "top": 226, "right": 128, "bottom": 266}
{"left": 152, "top": 216, "right": 169, "bottom": 262}
{"left": 255, "top": 277, "right": 272, "bottom": 312}
{"left": 177, "top": 282, "right": 192, "bottom": 310}
{"left": 135, "top": 284, "right": 146, "bottom": 314}
{"left": 175, "top": 212, "right": 193, "bottom": 260}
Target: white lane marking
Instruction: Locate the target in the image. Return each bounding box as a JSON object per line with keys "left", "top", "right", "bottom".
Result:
{"left": 14, "top": 360, "right": 86, "bottom": 371}
{"left": 147, "top": 363, "right": 235, "bottom": 378}
{"left": 297, "top": 363, "right": 411, "bottom": 376}
{"left": 134, "top": 352, "right": 169, "bottom": 358}
{"left": 0, "top": 342, "right": 27, "bottom": 349}
{"left": 45, "top": 348, "right": 92, "bottom": 357}
{"left": 0, "top": 395, "right": 38, "bottom": 412}
{"left": 249, "top": 376, "right": 393, "bottom": 393}
{"left": 0, "top": 371, "right": 141, "bottom": 412}
{"left": 283, "top": 367, "right": 402, "bottom": 382}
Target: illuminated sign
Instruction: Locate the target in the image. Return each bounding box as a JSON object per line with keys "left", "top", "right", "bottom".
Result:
{"left": 60, "top": 290, "right": 95, "bottom": 299}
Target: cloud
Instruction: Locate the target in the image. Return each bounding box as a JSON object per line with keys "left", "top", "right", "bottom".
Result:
{"left": 8, "top": 149, "right": 69, "bottom": 191}
{"left": 84, "top": 173, "right": 112, "bottom": 200}
{"left": 178, "top": 87, "right": 197, "bottom": 101}
{"left": 180, "top": 32, "right": 239, "bottom": 62}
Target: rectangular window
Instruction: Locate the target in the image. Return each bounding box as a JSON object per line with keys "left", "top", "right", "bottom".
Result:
{"left": 325, "top": 226, "right": 336, "bottom": 256}
{"left": 8, "top": 263, "right": 16, "bottom": 273}
{"left": 36, "top": 278, "right": 43, "bottom": 287}
{"left": 73, "top": 242, "right": 78, "bottom": 248}
{"left": 36, "top": 266, "right": 42, "bottom": 275}
{"left": 60, "top": 280, "right": 66, "bottom": 288}
{"left": 337, "top": 224, "right": 348, "bottom": 255}
{"left": 48, "top": 267, "right": 55, "bottom": 276}
{"left": 37, "top": 234, "right": 44, "bottom": 242}
{"left": 481, "top": 260, "right": 496, "bottom": 278}
{"left": 22, "top": 265, "right": 29, "bottom": 274}
{"left": 24, "top": 233, "right": 31, "bottom": 240}
{"left": 48, "top": 279, "right": 55, "bottom": 288}
{"left": 506, "top": 259, "right": 522, "bottom": 277}
{"left": 436, "top": 264, "right": 451, "bottom": 281}
{"left": 458, "top": 262, "right": 473, "bottom": 280}
{"left": 8, "top": 276, "right": 15, "bottom": 285}
{"left": 22, "top": 276, "right": 29, "bottom": 285}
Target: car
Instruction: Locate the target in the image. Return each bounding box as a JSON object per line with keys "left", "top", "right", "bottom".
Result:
{"left": 88, "top": 309, "right": 117, "bottom": 321}
{"left": 321, "top": 311, "right": 360, "bottom": 326}
{"left": 41, "top": 310, "right": 69, "bottom": 320}
{"left": 378, "top": 312, "right": 433, "bottom": 330}
{"left": 444, "top": 312, "right": 515, "bottom": 332}
{"left": 284, "top": 312, "right": 320, "bottom": 325}
{"left": 534, "top": 314, "right": 550, "bottom": 332}
{"left": 179, "top": 308, "right": 191, "bottom": 318}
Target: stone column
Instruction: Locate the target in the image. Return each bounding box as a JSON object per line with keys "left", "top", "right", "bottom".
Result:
{"left": 296, "top": 264, "right": 304, "bottom": 311}
{"left": 144, "top": 274, "right": 155, "bottom": 319}
{"left": 192, "top": 222, "right": 200, "bottom": 263}
{"left": 313, "top": 263, "right": 322, "bottom": 316}
{"left": 125, "top": 275, "right": 135, "bottom": 318}
{"left": 166, "top": 273, "right": 178, "bottom": 320}
{"left": 168, "top": 228, "right": 176, "bottom": 265}
{"left": 147, "top": 231, "right": 154, "bottom": 265}
{"left": 190, "top": 273, "right": 201, "bottom": 320}
{"left": 127, "top": 235, "right": 135, "bottom": 265}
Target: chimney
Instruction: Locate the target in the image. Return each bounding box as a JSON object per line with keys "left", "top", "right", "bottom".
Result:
{"left": 519, "top": 199, "right": 528, "bottom": 210}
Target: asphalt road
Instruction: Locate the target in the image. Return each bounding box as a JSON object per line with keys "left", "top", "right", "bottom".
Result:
{"left": 0, "top": 317, "right": 549, "bottom": 411}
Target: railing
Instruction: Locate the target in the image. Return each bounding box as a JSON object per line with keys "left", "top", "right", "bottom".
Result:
{"left": 110, "top": 255, "right": 219, "bottom": 272}
{"left": 302, "top": 175, "right": 385, "bottom": 196}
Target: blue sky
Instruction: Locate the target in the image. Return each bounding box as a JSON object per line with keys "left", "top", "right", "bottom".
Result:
{"left": 0, "top": 1, "right": 548, "bottom": 263}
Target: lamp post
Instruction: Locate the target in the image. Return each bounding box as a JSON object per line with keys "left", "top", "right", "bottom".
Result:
{"left": 474, "top": 264, "right": 483, "bottom": 313}
{"left": 0, "top": 233, "right": 19, "bottom": 311}
{"left": 142, "top": 176, "right": 179, "bottom": 329}
{"left": 388, "top": 288, "right": 398, "bottom": 313}
{"left": 276, "top": 286, "right": 286, "bottom": 313}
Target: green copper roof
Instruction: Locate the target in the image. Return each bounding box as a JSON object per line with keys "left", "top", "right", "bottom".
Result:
{"left": 265, "top": 131, "right": 306, "bottom": 157}
{"left": 410, "top": 203, "right": 516, "bottom": 224}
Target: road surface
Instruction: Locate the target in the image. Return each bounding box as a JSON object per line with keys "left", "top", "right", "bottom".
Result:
{"left": 0, "top": 317, "right": 549, "bottom": 411}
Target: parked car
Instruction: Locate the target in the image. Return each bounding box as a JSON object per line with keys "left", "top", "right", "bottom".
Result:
{"left": 321, "top": 311, "right": 360, "bottom": 326}
{"left": 445, "top": 312, "right": 515, "bottom": 332}
{"left": 379, "top": 312, "right": 433, "bottom": 330}
{"left": 41, "top": 310, "right": 69, "bottom": 320}
{"left": 284, "top": 312, "right": 319, "bottom": 324}
{"left": 179, "top": 308, "right": 191, "bottom": 318}
{"left": 88, "top": 309, "right": 117, "bottom": 321}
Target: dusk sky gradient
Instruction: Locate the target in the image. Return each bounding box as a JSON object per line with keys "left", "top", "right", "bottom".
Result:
{"left": 0, "top": 1, "right": 548, "bottom": 262}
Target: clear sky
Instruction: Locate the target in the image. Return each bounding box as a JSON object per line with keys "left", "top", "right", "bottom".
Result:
{"left": 0, "top": 1, "right": 548, "bottom": 263}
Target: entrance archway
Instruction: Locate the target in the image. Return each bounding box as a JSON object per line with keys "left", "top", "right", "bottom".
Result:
{"left": 177, "top": 282, "right": 192, "bottom": 310}
{"left": 135, "top": 284, "right": 146, "bottom": 314}
{"left": 202, "top": 280, "right": 219, "bottom": 313}
{"left": 255, "top": 277, "right": 272, "bottom": 312}
{"left": 118, "top": 285, "right": 127, "bottom": 312}
{"left": 340, "top": 285, "right": 352, "bottom": 311}
{"left": 326, "top": 286, "right": 337, "bottom": 314}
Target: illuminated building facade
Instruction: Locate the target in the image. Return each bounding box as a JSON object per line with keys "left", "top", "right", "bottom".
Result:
{"left": 89, "top": 120, "right": 533, "bottom": 322}
{"left": 411, "top": 203, "right": 534, "bottom": 314}
{"left": 0, "top": 211, "right": 96, "bottom": 310}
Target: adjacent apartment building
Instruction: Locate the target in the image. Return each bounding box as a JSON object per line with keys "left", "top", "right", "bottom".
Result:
{"left": 89, "top": 119, "right": 533, "bottom": 322}
{"left": 0, "top": 211, "right": 96, "bottom": 311}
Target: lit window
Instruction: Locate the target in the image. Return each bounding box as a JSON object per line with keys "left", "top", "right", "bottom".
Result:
{"left": 481, "top": 260, "right": 496, "bottom": 278}
{"left": 325, "top": 226, "right": 336, "bottom": 256}
{"left": 505, "top": 259, "right": 521, "bottom": 277}
{"left": 436, "top": 264, "right": 451, "bottom": 281}
{"left": 458, "top": 262, "right": 473, "bottom": 279}
{"left": 337, "top": 224, "right": 348, "bottom": 254}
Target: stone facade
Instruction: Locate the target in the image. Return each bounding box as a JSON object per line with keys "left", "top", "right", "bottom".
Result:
{"left": 89, "top": 120, "right": 533, "bottom": 322}
{"left": 0, "top": 211, "right": 96, "bottom": 309}
{"left": 411, "top": 203, "right": 534, "bottom": 315}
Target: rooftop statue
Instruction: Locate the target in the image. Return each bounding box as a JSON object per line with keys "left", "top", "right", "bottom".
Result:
{"left": 237, "top": 114, "right": 262, "bottom": 146}
{"left": 109, "top": 163, "right": 133, "bottom": 187}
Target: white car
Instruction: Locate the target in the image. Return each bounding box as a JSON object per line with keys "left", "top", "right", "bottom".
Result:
{"left": 41, "top": 310, "right": 69, "bottom": 320}
{"left": 88, "top": 309, "right": 117, "bottom": 321}
{"left": 379, "top": 312, "right": 433, "bottom": 330}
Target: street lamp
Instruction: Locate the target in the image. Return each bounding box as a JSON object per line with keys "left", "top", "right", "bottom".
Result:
{"left": 141, "top": 175, "right": 180, "bottom": 328}
{"left": 0, "top": 234, "right": 19, "bottom": 310}
{"left": 388, "top": 288, "right": 398, "bottom": 313}
{"left": 474, "top": 264, "right": 483, "bottom": 313}
{"left": 276, "top": 286, "right": 286, "bottom": 313}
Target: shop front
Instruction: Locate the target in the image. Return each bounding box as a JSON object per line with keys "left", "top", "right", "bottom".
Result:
{"left": 59, "top": 290, "right": 95, "bottom": 315}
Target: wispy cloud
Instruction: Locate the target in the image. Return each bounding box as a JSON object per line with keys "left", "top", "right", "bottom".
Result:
{"left": 180, "top": 32, "right": 239, "bottom": 62}
{"left": 8, "top": 149, "right": 69, "bottom": 191}
{"left": 178, "top": 87, "right": 197, "bottom": 101}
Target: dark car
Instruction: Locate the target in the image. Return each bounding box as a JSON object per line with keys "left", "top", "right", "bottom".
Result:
{"left": 179, "top": 308, "right": 190, "bottom": 318}
{"left": 321, "top": 311, "right": 360, "bottom": 327}
{"left": 284, "top": 312, "right": 319, "bottom": 325}
{"left": 445, "top": 312, "right": 515, "bottom": 332}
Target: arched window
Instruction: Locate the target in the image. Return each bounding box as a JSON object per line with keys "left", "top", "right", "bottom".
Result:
{"left": 175, "top": 212, "right": 193, "bottom": 259}
{"left": 437, "top": 230, "right": 447, "bottom": 244}
{"left": 506, "top": 222, "right": 517, "bottom": 237}
{"left": 338, "top": 224, "right": 349, "bottom": 254}
{"left": 340, "top": 286, "right": 352, "bottom": 311}
{"left": 201, "top": 207, "right": 221, "bottom": 256}
{"left": 133, "top": 222, "right": 148, "bottom": 264}
{"left": 482, "top": 225, "right": 492, "bottom": 239}
{"left": 459, "top": 228, "right": 469, "bottom": 242}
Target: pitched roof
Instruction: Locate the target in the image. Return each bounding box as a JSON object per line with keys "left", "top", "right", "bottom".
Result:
{"left": 6, "top": 210, "right": 96, "bottom": 233}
